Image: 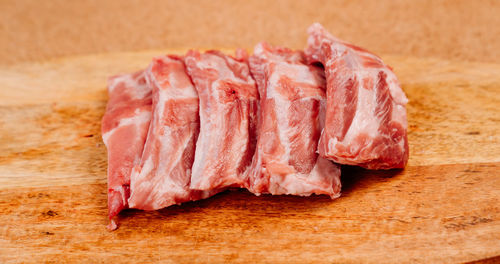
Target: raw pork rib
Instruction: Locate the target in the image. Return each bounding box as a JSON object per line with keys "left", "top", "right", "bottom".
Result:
{"left": 246, "top": 42, "right": 341, "bottom": 197}
{"left": 128, "top": 55, "right": 217, "bottom": 210}
{"left": 101, "top": 70, "right": 152, "bottom": 228}
{"left": 184, "top": 50, "right": 259, "bottom": 190}
{"left": 305, "top": 23, "right": 409, "bottom": 169}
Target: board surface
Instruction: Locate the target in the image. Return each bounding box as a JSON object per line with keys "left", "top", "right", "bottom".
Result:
{"left": 0, "top": 50, "right": 499, "bottom": 263}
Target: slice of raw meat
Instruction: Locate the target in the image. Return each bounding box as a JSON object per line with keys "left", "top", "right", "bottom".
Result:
{"left": 101, "top": 70, "right": 152, "bottom": 229}
{"left": 184, "top": 50, "right": 259, "bottom": 190}
{"left": 128, "top": 55, "right": 218, "bottom": 210}
{"left": 305, "top": 23, "right": 409, "bottom": 169}
{"left": 246, "top": 42, "right": 341, "bottom": 197}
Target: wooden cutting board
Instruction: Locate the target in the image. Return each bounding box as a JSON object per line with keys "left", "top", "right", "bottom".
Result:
{"left": 0, "top": 50, "right": 499, "bottom": 263}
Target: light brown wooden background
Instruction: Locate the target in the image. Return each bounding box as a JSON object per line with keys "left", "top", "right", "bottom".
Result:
{"left": 1, "top": 0, "right": 499, "bottom": 65}
{"left": 1, "top": 1, "right": 500, "bottom": 263}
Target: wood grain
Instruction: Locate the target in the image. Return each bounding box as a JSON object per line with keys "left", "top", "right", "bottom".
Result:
{"left": 0, "top": 51, "right": 499, "bottom": 263}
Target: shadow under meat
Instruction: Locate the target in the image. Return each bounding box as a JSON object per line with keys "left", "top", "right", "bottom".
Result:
{"left": 340, "top": 165, "right": 405, "bottom": 196}
{"left": 115, "top": 165, "right": 406, "bottom": 230}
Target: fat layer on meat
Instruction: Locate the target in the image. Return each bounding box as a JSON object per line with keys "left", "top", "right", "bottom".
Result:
{"left": 128, "top": 56, "right": 218, "bottom": 211}
{"left": 185, "top": 50, "right": 259, "bottom": 190}
{"left": 101, "top": 70, "right": 152, "bottom": 228}
{"left": 305, "top": 23, "right": 409, "bottom": 169}
{"left": 246, "top": 42, "right": 341, "bottom": 197}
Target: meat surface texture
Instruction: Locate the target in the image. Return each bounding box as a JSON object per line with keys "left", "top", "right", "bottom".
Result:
{"left": 101, "top": 70, "right": 152, "bottom": 228}
{"left": 305, "top": 23, "right": 409, "bottom": 169}
{"left": 246, "top": 42, "right": 341, "bottom": 197}
{"left": 128, "top": 56, "right": 217, "bottom": 211}
{"left": 184, "top": 50, "right": 259, "bottom": 190}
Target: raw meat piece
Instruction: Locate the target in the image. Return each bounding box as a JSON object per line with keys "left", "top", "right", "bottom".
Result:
{"left": 128, "top": 55, "right": 218, "bottom": 210}
{"left": 305, "top": 23, "right": 409, "bottom": 169}
{"left": 246, "top": 42, "right": 341, "bottom": 197}
{"left": 184, "top": 50, "right": 259, "bottom": 190}
{"left": 101, "top": 70, "right": 152, "bottom": 228}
